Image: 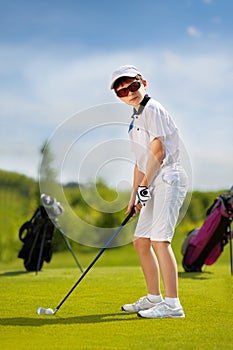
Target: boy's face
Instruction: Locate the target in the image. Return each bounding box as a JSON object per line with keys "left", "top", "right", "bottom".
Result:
{"left": 115, "top": 78, "right": 147, "bottom": 109}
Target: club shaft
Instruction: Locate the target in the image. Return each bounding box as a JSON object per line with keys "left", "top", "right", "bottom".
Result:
{"left": 55, "top": 207, "right": 135, "bottom": 311}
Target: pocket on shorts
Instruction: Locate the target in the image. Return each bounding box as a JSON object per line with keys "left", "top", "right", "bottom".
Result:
{"left": 161, "top": 171, "right": 179, "bottom": 185}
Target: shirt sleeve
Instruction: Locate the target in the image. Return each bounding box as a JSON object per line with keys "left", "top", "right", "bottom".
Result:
{"left": 145, "top": 103, "right": 176, "bottom": 143}
{"left": 145, "top": 106, "right": 167, "bottom": 142}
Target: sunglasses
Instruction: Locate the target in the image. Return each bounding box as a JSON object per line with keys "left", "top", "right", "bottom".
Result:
{"left": 115, "top": 80, "right": 142, "bottom": 98}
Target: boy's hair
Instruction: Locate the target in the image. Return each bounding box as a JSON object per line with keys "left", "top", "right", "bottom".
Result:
{"left": 113, "top": 74, "right": 143, "bottom": 90}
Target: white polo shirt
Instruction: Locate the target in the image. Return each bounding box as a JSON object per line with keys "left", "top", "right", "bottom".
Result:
{"left": 128, "top": 96, "right": 180, "bottom": 174}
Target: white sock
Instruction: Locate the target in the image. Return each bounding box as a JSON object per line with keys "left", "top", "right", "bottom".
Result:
{"left": 165, "top": 297, "right": 182, "bottom": 309}
{"left": 147, "top": 293, "right": 163, "bottom": 303}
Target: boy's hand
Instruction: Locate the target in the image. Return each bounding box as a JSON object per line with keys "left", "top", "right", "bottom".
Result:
{"left": 137, "top": 186, "right": 151, "bottom": 204}
{"left": 126, "top": 201, "right": 142, "bottom": 217}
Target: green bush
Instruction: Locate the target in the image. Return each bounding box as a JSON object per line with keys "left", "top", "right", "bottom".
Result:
{"left": 0, "top": 169, "right": 228, "bottom": 263}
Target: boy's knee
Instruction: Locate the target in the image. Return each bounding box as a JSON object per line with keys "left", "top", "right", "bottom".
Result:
{"left": 151, "top": 241, "right": 171, "bottom": 255}
{"left": 133, "top": 239, "right": 139, "bottom": 251}
{"left": 133, "top": 238, "right": 150, "bottom": 254}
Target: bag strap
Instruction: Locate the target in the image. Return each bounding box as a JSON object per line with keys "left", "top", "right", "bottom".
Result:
{"left": 18, "top": 207, "right": 40, "bottom": 242}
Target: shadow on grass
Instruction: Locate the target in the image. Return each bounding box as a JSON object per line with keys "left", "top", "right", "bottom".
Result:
{"left": 0, "top": 313, "right": 138, "bottom": 326}
{"left": 178, "top": 271, "right": 212, "bottom": 280}
{"left": 0, "top": 270, "right": 29, "bottom": 277}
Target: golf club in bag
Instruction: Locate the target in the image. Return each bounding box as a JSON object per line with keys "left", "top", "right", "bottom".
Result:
{"left": 41, "top": 194, "right": 83, "bottom": 273}
{"left": 181, "top": 186, "right": 233, "bottom": 274}
{"left": 36, "top": 205, "right": 135, "bottom": 315}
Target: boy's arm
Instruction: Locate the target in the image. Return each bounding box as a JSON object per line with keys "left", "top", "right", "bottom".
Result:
{"left": 125, "top": 163, "right": 144, "bottom": 214}
{"left": 126, "top": 137, "right": 164, "bottom": 214}
{"left": 140, "top": 137, "right": 165, "bottom": 187}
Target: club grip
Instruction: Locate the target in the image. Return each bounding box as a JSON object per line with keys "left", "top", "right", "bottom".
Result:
{"left": 121, "top": 206, "right": 135, "bottom": 226}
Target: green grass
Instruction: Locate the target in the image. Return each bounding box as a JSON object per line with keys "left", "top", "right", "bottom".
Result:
{"left": 0, "top": 248, "right": 233, "bottom": 350}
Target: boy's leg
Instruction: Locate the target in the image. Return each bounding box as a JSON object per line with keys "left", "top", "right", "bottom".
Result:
{"left": 137, "top": 241, "right": 185, "bottom": 318}
{"left": 133, "top": 237, "right": 161, "bottom": 295}
{"left": 151, "top": 241, "right": 178, "bottom": 297}
{"left": 121, "top": 237, "right": 163, "bottom": 312}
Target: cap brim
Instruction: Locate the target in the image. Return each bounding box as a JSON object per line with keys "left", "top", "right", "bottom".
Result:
{"left": 110, "top": 73, "right": 139, "bottom": 89}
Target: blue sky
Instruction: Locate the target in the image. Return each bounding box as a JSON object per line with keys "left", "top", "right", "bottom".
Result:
{"left": 0, "top": 0, "right": 232, "bottom": 191}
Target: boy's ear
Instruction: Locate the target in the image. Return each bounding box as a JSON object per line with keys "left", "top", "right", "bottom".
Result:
{"left": 142, "top": 79, "right": 147, "bottom": 88}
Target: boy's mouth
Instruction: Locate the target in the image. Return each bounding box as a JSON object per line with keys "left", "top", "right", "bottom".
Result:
{"left": 129, "top": 96, "right": 138, "bottom": 103}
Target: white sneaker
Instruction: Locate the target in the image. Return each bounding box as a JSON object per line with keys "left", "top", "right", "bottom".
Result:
{"left": 137, "top": 301, "right": 185, "bottom": 318}
{"left": 122, "top": 296, "right": 158, "bottom": 312}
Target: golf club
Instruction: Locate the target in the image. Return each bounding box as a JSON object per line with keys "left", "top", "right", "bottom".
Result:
{"left": 36, "top": 205, "right": 135, "bottom": 315}
{"left": 40, "top": 194, "right": 83, "bottom": 272}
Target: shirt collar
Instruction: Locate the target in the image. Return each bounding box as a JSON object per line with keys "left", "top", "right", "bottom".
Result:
{"left": 132, "top": 94, "right": 151, "bottom": 115}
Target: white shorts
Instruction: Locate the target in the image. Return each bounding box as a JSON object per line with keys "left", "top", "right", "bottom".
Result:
{"left": 134, "top": 165, "right": 188, "bottom": 242}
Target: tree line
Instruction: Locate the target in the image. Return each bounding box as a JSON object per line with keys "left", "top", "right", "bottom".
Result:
{"left": 0, "top": 169, "right": 226, "bottom": 262}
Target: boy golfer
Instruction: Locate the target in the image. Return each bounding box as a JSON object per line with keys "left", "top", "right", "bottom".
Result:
{"left": 110, "top": 65, "right": 188, "bottom": 318}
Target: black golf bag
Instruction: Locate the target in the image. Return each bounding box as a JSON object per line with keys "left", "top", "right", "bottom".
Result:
{"left": 181, "top": 187, "right": 233, "bottom": 274}
{"left": 18, "top": 194, "right": 83, "bottom": 273}
{"left": 18, "top": 206, "right": 55, "bottom": 272}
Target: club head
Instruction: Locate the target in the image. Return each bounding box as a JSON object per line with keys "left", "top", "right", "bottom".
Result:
{"left": 36, "top": 307, "right": 55, "bottom": 315}
{"left": 40, "top": 193, "right": 64, "bottom": 217}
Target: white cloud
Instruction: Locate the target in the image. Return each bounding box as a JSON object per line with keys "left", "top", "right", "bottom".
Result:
{"left": 1, "top": 44, "right": 233, "bottom": 190}
{"left": 187, "top": 26, "right": 202, "bottom": 38}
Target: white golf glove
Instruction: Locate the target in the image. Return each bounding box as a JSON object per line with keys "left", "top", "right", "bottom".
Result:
{"left": 136, "top": 186, "right": 151, "bottom": 204}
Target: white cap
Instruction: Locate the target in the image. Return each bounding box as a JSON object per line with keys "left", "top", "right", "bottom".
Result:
{"left": 110, "top": 65, "right": 142, "bottom": 89}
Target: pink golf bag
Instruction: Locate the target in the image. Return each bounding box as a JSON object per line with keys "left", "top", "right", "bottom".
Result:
{"left": 182, "top": 187, "right": 233, "bottom": 273}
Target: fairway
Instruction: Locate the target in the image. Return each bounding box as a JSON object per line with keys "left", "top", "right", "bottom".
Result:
{"left": 0, "top": 253, "right": 233, "bottom": 350}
